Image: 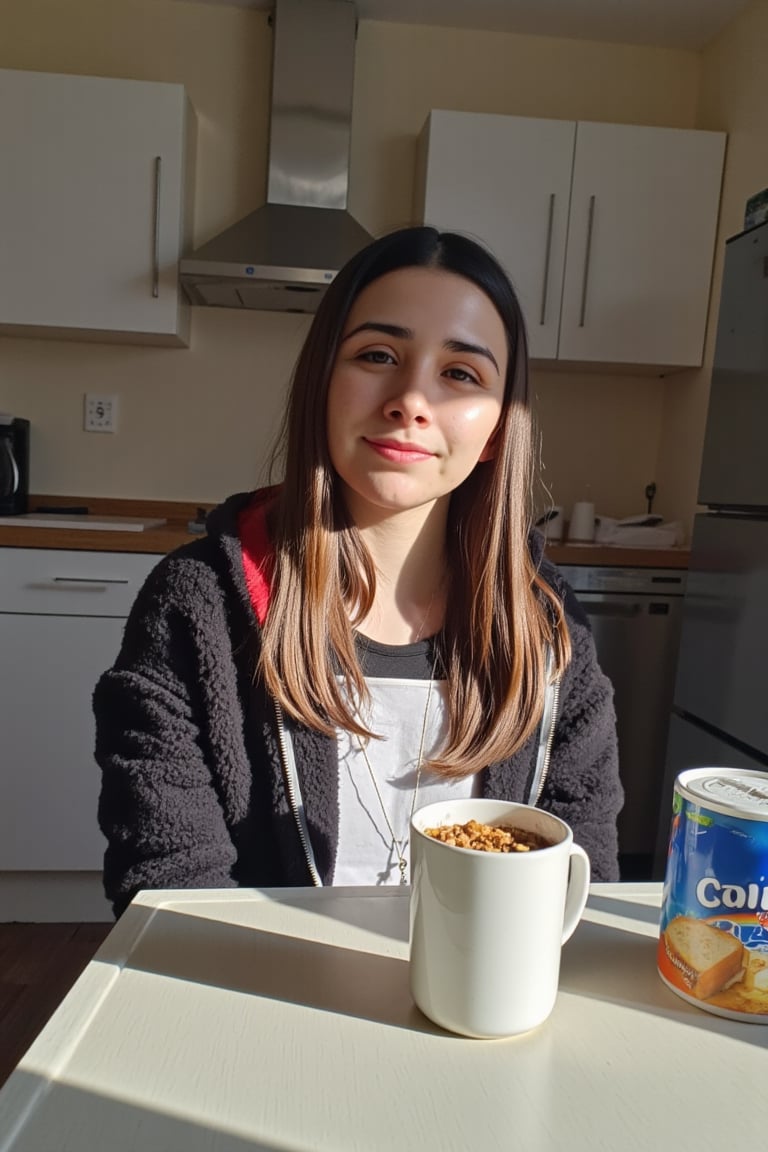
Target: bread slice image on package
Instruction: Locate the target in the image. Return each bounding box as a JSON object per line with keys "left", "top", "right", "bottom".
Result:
{"left": 744, "top": 952, "right": 768, "bottom": 993}
{"left": 663, "top": 917, "right": 745, "bottom": 1000}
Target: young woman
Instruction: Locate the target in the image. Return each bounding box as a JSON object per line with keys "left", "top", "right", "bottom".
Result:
{"left": 94, "top": 226, "right": 623, "bottom": 916}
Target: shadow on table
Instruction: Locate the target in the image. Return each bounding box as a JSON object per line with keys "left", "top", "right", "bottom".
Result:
{"left": 263, "top": 884, "right": 411, "bottom": 945}
{"left": 561, "top": 895, "right": 768, "bottom": 1051}
{"left": 0, "top": 1070, "right": 300, "bottom": 1151}
{"left": 103, "top": 892, "right": 768, "bottom": 1050}
{"left": 114, "top": 904, "right": 444, "bottom": 1037}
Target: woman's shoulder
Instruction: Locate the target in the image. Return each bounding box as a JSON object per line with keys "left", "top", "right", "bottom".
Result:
{"left": 132, "top": 490, "right": 263, "bottom": 617}
{"left": 529, "top": 536, "right": 601, "bottom": 699}
{"left": 529, "top": 533, "right": 588, "bottom": 632}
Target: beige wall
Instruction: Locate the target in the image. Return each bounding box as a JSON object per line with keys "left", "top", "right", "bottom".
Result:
{"left": 0, "top": 0, "right": 701, "bottom": 515}
{"left": 656, "top": 0, "right": 768, "bottom": 525}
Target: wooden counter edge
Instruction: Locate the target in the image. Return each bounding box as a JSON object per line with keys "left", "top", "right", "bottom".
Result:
{"left": 0, "top": 524, "right": 196, "bottom": 553}
{"left": 0, "top": 495, "right": 210, "bottom": 553}
{"left": 0, "top": 495, "right": 689, "bottom": 567}
{"left": 546, "top": 543, "right": 689, "bottom": 568}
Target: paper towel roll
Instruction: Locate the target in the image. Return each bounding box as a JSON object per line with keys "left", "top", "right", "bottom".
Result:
{"left": 568, "top": 501, "right": 596, "bottom": 542}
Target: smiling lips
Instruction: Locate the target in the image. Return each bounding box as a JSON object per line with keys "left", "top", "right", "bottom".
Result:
{"left": 364, "top": 437, "right": 435, "bottom": 463}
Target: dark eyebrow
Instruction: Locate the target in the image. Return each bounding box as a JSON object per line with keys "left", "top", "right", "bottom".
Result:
{"left": 343, "top": 324, "right": 501, "bottom": 375}
{"left": 445, "top": 339, "right": 500, "bottom": 374}
{"left": 343, "top": 321, "right": 414, "bottom": 341}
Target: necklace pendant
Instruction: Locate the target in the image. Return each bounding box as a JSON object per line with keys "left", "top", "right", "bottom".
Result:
{"left": 398, "top": 858, "right": 408, "bottom": 885}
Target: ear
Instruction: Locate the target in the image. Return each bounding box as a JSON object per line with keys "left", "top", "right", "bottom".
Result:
{"left": 478, "top": 427, "right": 499, "bottom": 463}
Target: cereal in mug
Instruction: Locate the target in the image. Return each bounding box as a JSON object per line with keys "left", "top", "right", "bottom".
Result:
{"left": 424, "top": 819, "right": 549, "bottom": 853}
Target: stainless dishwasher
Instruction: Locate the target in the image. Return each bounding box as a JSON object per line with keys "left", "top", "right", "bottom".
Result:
{"left": 557, "top": 565, "right": 687, "bottom": 879}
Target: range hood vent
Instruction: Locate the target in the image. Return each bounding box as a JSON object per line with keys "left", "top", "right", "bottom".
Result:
{"left": 179, "top": 0, "right": 372, "bottom": 313}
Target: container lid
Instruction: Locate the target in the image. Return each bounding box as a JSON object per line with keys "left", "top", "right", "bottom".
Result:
{"left": 679, "top": 767, "right": 768, "bottom": 819}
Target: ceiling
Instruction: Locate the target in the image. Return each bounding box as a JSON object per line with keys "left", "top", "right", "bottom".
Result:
{"left": 174, "top": 0, "right": 752, "bottom": 51}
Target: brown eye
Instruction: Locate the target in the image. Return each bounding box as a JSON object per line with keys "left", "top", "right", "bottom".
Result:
{"left": 444, "top": 367, "right": 480, "bottom": 385}
{"left": 359, "top": 349, "right": 395, "bottom": 365}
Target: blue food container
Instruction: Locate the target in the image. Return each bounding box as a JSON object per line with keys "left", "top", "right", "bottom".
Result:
{"left": 658, "top": 767, "right": 768, "bottom": 1021}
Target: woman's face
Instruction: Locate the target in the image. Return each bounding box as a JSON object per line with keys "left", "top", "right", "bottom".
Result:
{"left": 326, "top": 266, "right": 508, "bottom": 524}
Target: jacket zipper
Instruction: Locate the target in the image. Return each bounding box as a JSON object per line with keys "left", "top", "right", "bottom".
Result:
{"left": 273, "top": 699, "right": 322, "bottom": 886}
{"left": 526, "top": 644, "right": 561, "bottom": 807}
{"left": 532, "top": 677, "right": 560, "bottom": 806}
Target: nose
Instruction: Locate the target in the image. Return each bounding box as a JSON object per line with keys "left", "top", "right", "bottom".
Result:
{"left": 382, "top": 365, "right": 433, "bottom": 426}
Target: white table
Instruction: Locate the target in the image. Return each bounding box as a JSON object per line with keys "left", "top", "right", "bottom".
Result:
{"left": 0, "top": 884, "right": 765, "bottom": 1151}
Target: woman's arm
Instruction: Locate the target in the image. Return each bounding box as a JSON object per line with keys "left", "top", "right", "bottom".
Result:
{"left": 540, "top": 587, "right": 624, "bottom": 882}
{"left": 94, "top": 557, "right": 239, "bottom": 917}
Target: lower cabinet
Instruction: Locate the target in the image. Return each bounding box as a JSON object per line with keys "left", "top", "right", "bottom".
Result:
{"left": 0, "top": 549, "right": 158, "bottom": 880}
{"left": 0, "top": 612, "right": 125, "bottom": 869}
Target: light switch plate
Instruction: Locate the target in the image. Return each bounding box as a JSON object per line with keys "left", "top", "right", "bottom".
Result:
{"left": 84, "top": 393, "right": 118, "bottom": 433}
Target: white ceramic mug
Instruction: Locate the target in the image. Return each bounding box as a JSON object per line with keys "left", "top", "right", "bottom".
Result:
{"left": 410, "top": 798, "right": 590, "bottom": 1038}
{"left": 568, "top": 501, "right": 596, "bottom": 542}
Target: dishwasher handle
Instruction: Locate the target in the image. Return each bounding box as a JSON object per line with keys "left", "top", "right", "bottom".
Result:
{"left": 583, "top": 600, "right": 643, "bottom": 618}
{"left": 582, "top": 599, "right": 677, "bottom": 620}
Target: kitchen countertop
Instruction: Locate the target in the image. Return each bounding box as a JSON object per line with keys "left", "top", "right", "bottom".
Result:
{"left": 0, "top": 496, "right": 689, "bottom": 568}
{"left": 0, "top": 495, "right": 210, "bottom": 555}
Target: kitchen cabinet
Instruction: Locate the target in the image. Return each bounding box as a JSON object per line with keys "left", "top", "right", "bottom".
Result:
{"left": 414, "top": 110, "right": 726, "bottom": 368}
{"left": 0, "top": 69, "right": 195, "bottom": 345}
{"left": 414, "top": 112, "right": 575, "bottom": 360}
{"left": 0, "top": 548, "right": 157, "bottom": 873}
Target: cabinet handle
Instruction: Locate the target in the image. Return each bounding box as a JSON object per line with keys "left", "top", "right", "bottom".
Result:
{"left": 539, "top": 193, "right": 556, "bottom": 326}
{"left": 578, "top": 195, "right": 596, "bottom": 328}
{"left": 51, "top": 577, "right": 130, "bottom": 586}
{"left": 152, "top": 156, "right": 162, "bottom": 299}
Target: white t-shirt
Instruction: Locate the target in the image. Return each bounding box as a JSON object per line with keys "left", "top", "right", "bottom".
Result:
{"left": 333, "top": 637, "right": 477, "bottom": 886}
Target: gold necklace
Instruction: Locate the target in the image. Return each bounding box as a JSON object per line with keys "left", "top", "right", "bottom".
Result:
{"left": 412, "top": 584, "right": 438, "bottom": 644}
{"left": 354, "top": 651, "right": 438, "bottom": 885}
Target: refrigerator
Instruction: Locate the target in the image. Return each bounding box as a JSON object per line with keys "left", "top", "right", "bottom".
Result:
{"left": 653, "top": 220, "right": 768, "bottom": 876}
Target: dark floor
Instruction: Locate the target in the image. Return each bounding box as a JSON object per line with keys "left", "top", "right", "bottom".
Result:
{"left": 0, "top": 922, "right": 112, "bottom": 1089}
{"left": 619, "top": 853, "right": 657, "bottom": 882}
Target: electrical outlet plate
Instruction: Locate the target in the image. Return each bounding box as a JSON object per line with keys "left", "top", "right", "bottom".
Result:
{"left": 84, "top": 393, "right": 118, "bottom": 433}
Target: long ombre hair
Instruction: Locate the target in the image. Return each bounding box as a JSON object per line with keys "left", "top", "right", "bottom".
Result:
{"left": 260, "top": 227, "right": 571, "bottom": 776}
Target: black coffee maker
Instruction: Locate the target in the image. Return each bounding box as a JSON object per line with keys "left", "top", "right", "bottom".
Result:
{"left": 0, "top": 415, "right": 30, "bottom": 515}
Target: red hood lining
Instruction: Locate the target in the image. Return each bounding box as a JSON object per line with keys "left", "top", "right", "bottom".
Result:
{"left": 237, "top": 493, "right": 276, "bottom": 626}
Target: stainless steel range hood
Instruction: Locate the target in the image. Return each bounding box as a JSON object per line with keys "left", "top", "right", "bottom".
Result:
{"left": 179, "top": 0, "right": 372, "bottom": 313}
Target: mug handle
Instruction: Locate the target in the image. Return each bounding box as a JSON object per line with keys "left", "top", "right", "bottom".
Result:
{"left": 561, "top": 843, "right": 591, "bottom": 944}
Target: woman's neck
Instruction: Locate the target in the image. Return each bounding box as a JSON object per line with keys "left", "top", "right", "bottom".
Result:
{"left": 353, "top": 501, "right": 449, "bottom": 646}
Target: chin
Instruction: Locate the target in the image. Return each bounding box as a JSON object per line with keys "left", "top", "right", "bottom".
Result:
{"left": 345, "top": 481, "right": 445, "bottom": 518}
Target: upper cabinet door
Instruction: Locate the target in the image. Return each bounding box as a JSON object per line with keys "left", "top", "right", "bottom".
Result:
{"left": 0, "top": 69, "right": 194, "bottom": 345}
{"left": 415, "top": 110, "right": 575, "bottom": 359}
{"left": 558, "top": 122, "right": 726, "bottom": 368}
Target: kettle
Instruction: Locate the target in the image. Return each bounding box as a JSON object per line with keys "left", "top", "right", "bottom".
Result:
{"left": 0, "top": 415, "right": 30, "bottom": 516}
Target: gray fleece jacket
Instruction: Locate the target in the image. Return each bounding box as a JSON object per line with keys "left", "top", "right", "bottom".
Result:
{"left": 94, "top": 490, "right": 623, "bottom": 916}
